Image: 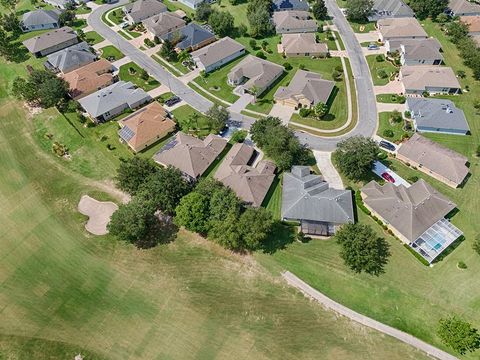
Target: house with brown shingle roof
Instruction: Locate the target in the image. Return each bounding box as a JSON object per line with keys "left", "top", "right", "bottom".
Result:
{"left": 460, "top": 15, "right": 480, "bottom": 46}
{"left": 123, "top": 0, "right": 167, "bottom": 24}
{"left": 448, "top": 0, "right": 480, "bottom": 16}
{"left": 361, "top": 179, "right": 462, "bottom": 263}
{"left": 274, "top": 69, "right": 334, "bottom": 109}
{"left": 153, "top": 132, "right": 228, "bottom": 180}
{"left": 399, "top": 65, "right": 461, "bottom": 95}
{"left": 23, "top": 26, "right": 79, "bottom": 57}
{"left": 119, "top": 102, "right": 176, "bottom": 153}
{"left": 63, "top": 59, "right": 115, "bottom": 100}
{"left": 214, "top": 143, "right": 276, "bottom": 207}
{"left": 399, "top": 38, "right": 443, "bottom": 66}
{"left": 191, "top": 37, "right": 245, "bottom": 73}
{"left": 143, "top": 12, "right": 186, "bottom": 38}
{"left": 279, "top": 33, "right": 328, "bottom": 57}
{"left": 396, "top": 133, "right": 469, "bottom": 188}
{"left": 377, "top": 18, "right": 428, "bottom": 48}
{"left": 272, "top": 10, "right": 318, "bottom": 34}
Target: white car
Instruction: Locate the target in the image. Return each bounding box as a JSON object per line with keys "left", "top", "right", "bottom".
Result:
{"left": 121, "top": 22, "right": 129, "bottom": 29}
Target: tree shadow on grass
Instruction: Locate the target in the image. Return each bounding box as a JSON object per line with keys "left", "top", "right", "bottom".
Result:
{"left": 136, "top": 217, "right": 178, "bottom": 249}
{"left": 7, "top": 44, "right": 30, "bottom": 63}
{"left": 260, "top": 221, "right": 296, "bottom": 254}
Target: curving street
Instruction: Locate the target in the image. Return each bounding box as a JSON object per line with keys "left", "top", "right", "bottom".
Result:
{"left": 87, "top": 0, "right": 377, "bottom": 151}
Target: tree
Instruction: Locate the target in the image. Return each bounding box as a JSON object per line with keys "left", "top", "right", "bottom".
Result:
{"left": 195, "top": 1, "right": 213, "bottom": 22}
{"left": 447, "top": 21, "right": 469, "bottom": 44}
{"left": 473, "top": 234, "right": 480, "bottom": 256}
{"left": 230, "top": 129, "right": 248, "bottom": 143}
{"left": 248, "top": 7, "right": 274, "bottom": 37}
{"left": 159, "top": 39, "right": 176, "bottom": 61}
{"left": 332, "top": 136, "right": 379, "bottom": 180}
{"left": 410, "top": 0, "right": 448, "bottom": 20}
{"left": 139, "top": 68, "right": 149, "bottom": 81}
{"left": 313, "top": 102, "right": 328, "bottom": 119}
{"left": 312, "top": 0, "right": 328, "bottom": 20}
{"left": 205, "top": 105, "right": 229, "bottom": 133}
{"left": 177, "top": 49, "right": 191, "bottom": 64}
{"left": 174, "top": 192, "right": 211, "bottom": 234}
{"left": 137, "top": 166, "right": 192, "bottom": 215}
{"left": 12, "top": 69, "right": 69, "bottom": 108}
{"left": 59, "top": 10, "right": 76, "bottom": 26}
{"left": 107, "top": 198, "right": 160, "bottom": 247}
{"left": 0, "top": 12, "right": 20, "bottom": 32}
{"left": 115, "top": 157, "right": 159, "bottom": 195}
{"left": 390, "top": 109, "right": 402, "bottom": 123}
{"left": 437, "top": 316, "right": 480, "bottom": 354}
{"left": 336, "top": 223, "right": 391, "bottom": 276}
{"left": 0, "top": 0, "right": 18, "bottom": 11}
{"left": 346, "top": 0, "right": 373, "bottom": 21}
{"left": 237, "top": 207, "right": 273, "bottom": 250}
{"left": 0, "top": 27, "right": 12, "bottom": 60}
{"left": 208, "top": 10, "right": 234, "bottom": 37}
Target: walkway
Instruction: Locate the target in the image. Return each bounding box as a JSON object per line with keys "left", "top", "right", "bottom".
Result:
{"left": 229, "top": 93, "right": 254, "bottom": 113}
{"left": 282, "top": 271, "right": 458, "bottom": 360}
{"left": 313, "top": 151, "right": 344, "bottom": 189}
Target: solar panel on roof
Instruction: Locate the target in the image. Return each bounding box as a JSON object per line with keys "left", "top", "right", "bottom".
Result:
{"left": 119, "top": 126, "right": 135, "bottom": 142}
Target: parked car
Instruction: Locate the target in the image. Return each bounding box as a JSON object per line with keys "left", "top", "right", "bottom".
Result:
{"left": 381, "top": 172, "right": 395, "bottom": 183}
{"left": 121, "top": 22, "right": 129, "bottom": 29}
{"left": 165, "top": 96, "right": 181, "bottom": 107}
{"left": 368, "top": 44, "right": 379, "bottom": 50}
{"left": 379, "top": 140, "right": 395, "bottom": 151}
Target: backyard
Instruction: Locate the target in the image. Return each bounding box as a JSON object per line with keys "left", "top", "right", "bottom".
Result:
{"left": 366, "top": 55, "right": 398, "bottom": 86}
{"left": 119, "top": 62, "right": 161, "bottom": 91}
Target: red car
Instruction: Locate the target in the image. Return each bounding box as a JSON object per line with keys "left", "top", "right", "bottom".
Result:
{"left": 381, "top": 172, "right": 395, "bottom": 183}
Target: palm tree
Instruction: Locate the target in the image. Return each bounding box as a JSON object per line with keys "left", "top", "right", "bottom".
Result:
{"left": 178, "top": 50, "right": 191, "bottom": 64}
{"left": 249, "top": 86, "right": 258, "bottom": 103}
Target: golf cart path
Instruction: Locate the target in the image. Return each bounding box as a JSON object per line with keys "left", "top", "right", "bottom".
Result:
{"left": 282, "top": 271, "right": 458, "bottom": 360}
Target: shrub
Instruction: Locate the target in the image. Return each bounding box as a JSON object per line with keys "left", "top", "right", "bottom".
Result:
{"left": 299, "top": 64, "right": 306, "bottom": 70}
{"left": 249, "top": 39, "right": 257, "bottom": 49}
{"left": 407, "top": 176, "right": 419, "bottom": 184}
{"left": 230, "top": 129, "right": 248, "bottom": 143}
{"left": 332, "top": 70, "right": 342, "bottom": 81}
{"left": 377, "top": 69, "right": 388, "bottom": 79}
{"left": 52, "top": 142, "right": 68, "bottom": 157}
{"left": 335, "top": 65, "right": 344, "bottom": 73}
{"left": 377, "top": 152, "right": 388, "bottom": 160}
{"left": 383, "top": 129, "right": 394, "bottom": 138}
{"left": 154, "top": 36, "right": 160, "bottom": 44}
{"left": 404, "top": 110, "right": 411, "bottom": 118}
{"left": 398, "top": 95, "right": 406, "bottom": 104}
{"left": 473, "top": 234, "right": 480, "bottom": 255}
{"left": 256, "top": 51, "right": 266, "bottom": 59}
{"left": 376, "top": 54, "right": 385, "bottom": 62}
{"left": 458, "top": 261, "right": 467, "bottom": 269}
{"left": 299, "top": 108, "right": 311, "bottom": 117}
{"left": 283, "top": 62, "right": 293, "bottom": 70}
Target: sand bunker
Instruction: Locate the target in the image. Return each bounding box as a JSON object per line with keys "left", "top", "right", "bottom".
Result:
{"left": 78, "top": 195, "right": 118, "bottom": 235}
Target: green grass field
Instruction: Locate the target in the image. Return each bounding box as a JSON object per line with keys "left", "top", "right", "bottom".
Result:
{"left": 99, "top": 45, "right": 125, "bottom": 61}
{"left": 376, "top": 112, "right": 412, "bottom": 143}
{"left": 119, "top": 62, "right": 160, "bottom": 91}
{"left": 171, "top": 104, "right": 212, "bottom": 137}
{"left": 107, "top": 8, "right": 124, "bottom": 25}
{"left": 376, "top": 93, "right": 405, "bottom": 104}
{"left": 84, "top": 31, "right": 105, "bottom": 45}
{"left": 366, "top": 55, "right": 398, "bottom": 86}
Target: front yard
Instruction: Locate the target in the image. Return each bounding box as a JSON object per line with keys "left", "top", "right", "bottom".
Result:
{"left": 171, "top": 105, "right": 212, "bottom": 137}
{"left": 119, "top": 62, "right": 160, "bottom": 91}
{"left": 366, "top": 55, "right": 398, "bottom": 86}
{"left": 376, "top": 111, "right": 413, "bottom": 143}
{"left": 99, "top": 45, "right": 125, "bottom": 61}
{"left": 84, "top": 31, "right": 104, "bottom": 45}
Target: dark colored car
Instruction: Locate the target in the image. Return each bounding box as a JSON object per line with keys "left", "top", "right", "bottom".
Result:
{"left": 165, "top": 96, "right": 181, "bottom": 107}
{"left": 381, "top": 172, "right": 395, "bottom": 183}
{"left": 379, "top": 140, "right": 395, "bottom": 151}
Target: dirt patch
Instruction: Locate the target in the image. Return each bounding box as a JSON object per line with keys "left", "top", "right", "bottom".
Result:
{"left": 78, "top": 195, "right": 118, "bottom": 235}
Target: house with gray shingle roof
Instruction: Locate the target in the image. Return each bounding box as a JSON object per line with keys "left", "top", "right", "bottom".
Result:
{"left": 123, "top": 0, "right": 167, "bottom": 24}
{"left": 361, "top": 179, "right": 461, "bottom": 263}
{"left": 214, "top": 143, "right": 276, "bottom": 207}
{"left": 143, "top": 12, "right": 186, "bottom": 38}
{"left": 448, "top": 0, "right": 480, "bottom": 16}
{"left": 191, "top": 37, "right": 245, "bottom": 73}
{"left": 23, "top": 26, "right": 79, "bottom": 57}
{"left": 43, "top": 0, "right": 73, "bottom": 9}
{"left": 272, "top": 0, "right": 309, "bottom": 12}
{"left": 282, "top": 166, "right": 354, "bottom": 236}
{"left": 273, "top": 10, "right": 318, "bottom": 34}
{"left": 406, "top": 98, "right": 470, "bottom": 135}
{"left": 177, "top": 0, "right": 203, "bottom": 9}
{"left": 21, "top": 9, "right": 61, "bottom": 32}
{"left": 377, "top": 18, "right": 428, "bottom": 46}
{"left": 227, "top": 55, "right": 285, "bottom": 96}
{"left": 274, "top": 69, "right": 334, "bottom": 109}
{"left": 45, "top": 42, "right": 96, "bottom": 73}
{"left": 399, "top": 38, "right": 443, "bottom": 65}
{"left": 160, "top": 23, "right": 216, "bottom": 52}
{"left": 78, "top": 81, "right": 151, "bottom": 122}
{"left": 368, "top": 0, "right": 414, "bottom": 21}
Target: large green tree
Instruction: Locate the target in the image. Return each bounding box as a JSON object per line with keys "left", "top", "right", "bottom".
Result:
{"left": 236, "top": 207, "right": 273, "bottom": 250}
{"left": 345, "top": 0, "right": 373, "bottom": 21}
{"left": 247, "top": 0, "right": 273, "bottom": 37}
{"left": 115, "top": 157, "right": 159, "bottom": 195}
{"left": 137, "top": 166, "right": 192, "bottom": 215}
{"left": 205, "top": 105, "right": 229, "bottom": 133}
{"left": 312, "top": 0, "right": 328, "bottom": 20}
{"left": 332, "top": 136, "right": 379, "bottom": 180}
{"left": 437, "top": 316, "right": 480, "bottom": 354}
{"left": 195, "top": 1, "right": 213, "bottom": 22}
{"left": 410, "top": 0, "right": 448, "bottom": 20}
{"left": 0, "top": 12, "right": 20, "bottom": 32}
{"left": 208, "top": 10, "right": 234, "bottom": 37}
{"left": 336, "top": 223, "right": 390, "bottom": 276}
{"left": 174, "top": 192, "right": 211, "bottom": 234}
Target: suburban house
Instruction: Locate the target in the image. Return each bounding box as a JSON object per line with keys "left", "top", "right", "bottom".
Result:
{"left": 213, "top": 143, "right": 276, "bottom": 207}
{"left": 279, "top": 33, "right": 328, "bottom": 57}
{"left": 44, "top": 42, "right": 96, "bottom": 74}
{"left": 143, "top": 12, "right": 186, "bottom": 38}
{"left": 274, "top": 69, "right": 334, "bottom": 109}
{"left": 78, "top": 81, "right": 151, "bottom": 122}
{"left": 272, "top": 10, "right": 318, "bottom": 34}
{"left": 399, "top": 38, "right": 443, "bottom": 65}
{"left": 399, "top": 65, "right": 461, "bottom": 95}
{"left": 460, "top": 15, "right": 480, "bottom": 46}
{"left": 406, "top": 98, "right": 470, "bottom": 135}
{"left": 448, "top": 0, "right": 480, "bottom": 16}
{"left": 272, "top": 0, "right": 309, "bottom": 12}
{"left": 361, "top": 179, "right": 462, "bottom": 263}
{"left": 377, "top": 18, "right": 428, "bottom": 47}
{"left": 368, "top": 0, "right": 414, "bottom": 21}
{"left": 397, "top": 133, "right": 469, "bottom": 188}
{"left": 177, "top": 0, "right": 204, "bottom": 9}
{"left": 227, "top": 55, "right": 284, "bottom": 96}
{"left": 43, "top": 0, "right": 72, "bottom": 9}
{"left": 118, "top": 102, "right": 176, "bottom": 153}
{"left": 21, "top": 9, "right": 61, "bottom": 32}
{"left": 23, "top": 26, "right": 79, "bottom": 57}
{"left": 191, "top": 37, "right": 245, "bottom": 73}
{"left": 62, "top": 58, "right": 115, "bottom": 100}
{"left": 123, "top": 0, "right": 167, "bottom": 24}
{"left": 160, "top": 23, "right": 216, "bottom": 52}
{"left": 154, "top": 132, "right": 228, "bottom": 180}
{"left": 281, "top": 166, "right": 354, "bottom": 236}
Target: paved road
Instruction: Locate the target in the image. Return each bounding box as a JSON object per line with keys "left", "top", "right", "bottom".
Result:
{"left": 282, "top": 271, "right": 458, "bottom": 360}
{"left": 87, "top": 1, "right": 254, "bottom": 126}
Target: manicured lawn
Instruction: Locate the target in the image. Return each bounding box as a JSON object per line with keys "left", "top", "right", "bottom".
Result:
{"left": 71, "top": 18, "right": 87, "bottom": 30}
{"left": 163, "top": 0, "right": 195, "bottom": 18}
{"left": 366, "top": 55, "right": 398, "bottom": 86}
{"left": 349, "top": 21, "right": 376, "bottom": 33}
{"left": 376, "top": 93, "right": 406, "bottom": 104}
{"left": 317, "top": 31, "right": 338, "bottom": 51}
{"left": 119, "top": 62, "right": 160, "bottom": 91}
{"left": 212, "top": 1, "right": 249, "bottom": 29}
{"left": 75, "top": 4, "right": 91, "bottom": 14}
{"left": 376, "top": 111, "right": 412, "bottom": 143}
{"left": 84, "top": 31, "right": 104, "bottom": 45}
{"left": 156, "top": 91, "right": 175, "bottom": 104}
{"left": 171, "top": 104, "right": 212, "bottom": 137}
{"left": 153, "top": 54, "right": 189, "bottom": 75}
{"left": 263, "top": 174, "right": 282, "bottom": 220}
{"left": 107, "top": 7, "right": 124, "bottom": 25}
{"left": 99, "top": 45, "right": 125, "bottom": 61}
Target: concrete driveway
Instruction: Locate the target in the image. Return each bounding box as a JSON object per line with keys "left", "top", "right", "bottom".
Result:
{"left": 355, "top": 31, "right": 380, "bottom": 43}
{"left": 268, "top": 104, "right": 295, "bottom": 125}
{"left": 374, "top": 80, "right": 404, "bottom": 95}
{"left": 372, "top": 160, "right": 410, "bottom": 187}
{"left": 313, "top": 151, "right": 344, "bottom": 189}
{"left": 229, "top": 94, "right": 254, "bottom": 113}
